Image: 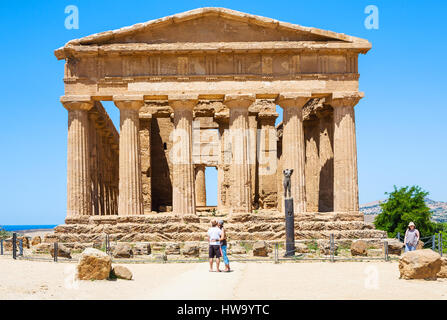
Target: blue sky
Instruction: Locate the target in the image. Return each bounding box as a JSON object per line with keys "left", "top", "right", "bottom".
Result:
{"left": 0, "top": 0, "right": 446, "bottom": 224}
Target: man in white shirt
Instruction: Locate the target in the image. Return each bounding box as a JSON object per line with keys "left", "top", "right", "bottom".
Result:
{"left": 207, "top": 219, "right": 222, "bottom": 272}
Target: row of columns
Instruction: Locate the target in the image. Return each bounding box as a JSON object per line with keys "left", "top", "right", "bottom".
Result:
{"left": 62, "top": 92, "right": 361, "bottom": 218}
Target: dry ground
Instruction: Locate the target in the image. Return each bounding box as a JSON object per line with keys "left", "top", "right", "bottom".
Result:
{"left": 1, "top": 256, "right": 446, "bottom": 300}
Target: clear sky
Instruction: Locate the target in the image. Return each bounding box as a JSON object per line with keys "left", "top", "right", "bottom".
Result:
{"left": 0, "top": 0, "right": 446, "bottom": 224}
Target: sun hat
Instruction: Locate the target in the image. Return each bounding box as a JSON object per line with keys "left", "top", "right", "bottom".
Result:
{"left": 408, "top": 222, "right": 415, "bottom": 227}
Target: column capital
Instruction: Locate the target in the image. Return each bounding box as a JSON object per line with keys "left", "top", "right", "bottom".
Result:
{"left": 329, "top": 91, "right": 364, "bottom": 108}
{"left": 61, "top": 95, "right": 93, "bottom": 111}
{"left": 168, "top": 94, "right": 199, "bottom": 110}
{"left": 276, "top": 92, "right": 312, "bottom": 108}
{"left": 224, "top": 93, "right": 255, "bottom": 109}
{"left": 113, "top": 95, "right": 144, "bottom": 110}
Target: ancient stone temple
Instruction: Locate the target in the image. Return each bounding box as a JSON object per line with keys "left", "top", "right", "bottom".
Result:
{"left": 51, "top": 8, "right": 386, "bottom": 243}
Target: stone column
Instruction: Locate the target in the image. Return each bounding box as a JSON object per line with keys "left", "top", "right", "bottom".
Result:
{"left": 195, "top": 165, "right": 207, "bottom": 206}
{"left": 216, "top": 118, "right": 230, "bottom": 213}
{"left": 331, "top": 92, "right": 362, "bottom": 213}
{"left": 318, "top": 110, "right": 334, "bottom": 212}
{"left": 258, "top": 113, "right": 278, "bottom": 209}
{"left": 61, "top": 96, "right": 93, "bottom": 217}
{"left": 114, "top": 95, "right": 144, "bottom": 216}
{"left": 224, "top": 94, "right": 255, "bottom": 214}
{"left": 139, "top": 116, "right": 152, "bottom": 213}
{"left": 168, "top": 95, "right": 197, "bottom": 215}
{"left": 277, "top": 93, "right": 311, "bottom": 214}
{"left": 304, "top": 119, "right": 320, "bottom": 212}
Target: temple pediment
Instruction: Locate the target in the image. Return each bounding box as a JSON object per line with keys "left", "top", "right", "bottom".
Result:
{"left": 55, "top": 8, "right": 370, "bottom": 59}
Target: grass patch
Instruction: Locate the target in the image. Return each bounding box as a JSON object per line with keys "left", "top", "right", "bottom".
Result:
{"left": 0, "top": 228, "right": 12, "bottom": 240}
{"left": 239, "top": 241, "right": 253, "bottom": 253}
{"left": 306, "top": 240, "right": 318, "bottom": 252}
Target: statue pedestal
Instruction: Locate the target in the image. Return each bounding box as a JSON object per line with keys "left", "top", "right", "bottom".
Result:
{"left": 284, "top": 198, "right": 295, "bottom": 256}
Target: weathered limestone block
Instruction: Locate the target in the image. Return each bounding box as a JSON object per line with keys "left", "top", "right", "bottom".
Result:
{"left": 295, "top": 243, "right": 309, "bottom": 253}
{"left": 228, "top": 243, "right": 246, "bottom": 255}
{"left": 134, "top": 243, "right": 151, "bottom": 255}
{"left": 32, "top": 243, "right": 51, "bottom": 254}
{"left": 112, "top": 243, "right": 134, "bottom": 258}
{"left": 318, "top": 240, "right": 338, "bottom": 255}
{"left": 165, "top": 242, "right": 181, "bottom": 255}
{"left": 181, "top": 242, "right": 200, "bottom": 257}
{"left": 386, "top": 239, "right": 404, "bottom": 256}
{"left": 252, "top": 241, "right": 268, "bottom": 257}
{"left": 77, "top": 248, "right": 112, "bottom": 280}
{"left": 437, "top": 257, "right": 447, "bottom": 278}
{"left": 50, "top": 244, "right": 72, "bottom": 259}
{"left": 31, "top": 236, "right": 41, "bottom": 246}
{"left": 351, "top": 240, "right": 368, "bottom": 256}
{"left": 111, "top": 265, "right": 133, "bottom": 280}
{"left": 399, "top": 249, "right": 442, "bottom": 280}
{"left": 416, "top": 240, "right": 424, "bottom": 250}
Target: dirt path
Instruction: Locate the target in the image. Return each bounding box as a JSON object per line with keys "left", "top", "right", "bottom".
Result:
{"left": 0, "top": 257, "right": 446, "bottom": 300}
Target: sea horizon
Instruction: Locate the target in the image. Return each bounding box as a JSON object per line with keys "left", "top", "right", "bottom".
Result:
{"left": 0, "top": 225, "right": 57, "bottom": 232}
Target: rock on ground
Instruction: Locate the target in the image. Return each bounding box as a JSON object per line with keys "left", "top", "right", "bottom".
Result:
{"left": 318, "top": 240, "right": 338, "bottom": 256}
{"left": 77, "top": 248, "right": 112, "bottom": 280}
{"left": 165, "top": 243, "right": 180, "bottom": 255}
{"left": 416, "top": 240, "right": 424, "bottom": 250}
{"left": 50, "top": 244, "right": 72, "bottom": 259}
{"left": 111, "top": 265, "right": 133, "bottom": 280}
{"left": 399, "top": 249, "right": 442, "bottom": 280}
{"left": 134, "top": 243, "right": 151, "bottom": 255}
{"left": 18, "top": 237, "right": 30, "bottom": 249}
{"left": 32, "top": 243, "right": 51, "bottom": 254}
{"left": 112, "top": 243, "right": 133, "bottom": 258}
{"left": 252, "top": 241, "right": 268, "bottom": 257}
{"left": 437, "top": 257, "right": 447, "bottom": 278}
{"left": 351, "top": 240, "right": 368, "bottom": 256}
{"left": 31, "top": 236, "right": 41, "bottom": 246}
{"left": 229, "top": 244, "right": 246, "bottom": 255}
{"left": 181, "top": 243, "right": 199, "bottom": 257}
{"left": 295, "top": 243, "right": 309, "bottom": 254}
{"left": 386, "top": 239, "right": 404, "bottom": 255}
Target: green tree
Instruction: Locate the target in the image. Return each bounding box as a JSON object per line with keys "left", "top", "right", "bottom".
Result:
{"left": 374, "top": 186, "right": 435, "bottom": 238}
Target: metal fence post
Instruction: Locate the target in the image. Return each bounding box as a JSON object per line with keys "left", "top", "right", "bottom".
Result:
{"left": 397, "top": 232, "right": 400, "bottom": 241}
{"left": 329, "top": 233, "right": 334, "bottom": 262}
{"left": 19, "top": 239, "right": 23, "bottom": 256}
{"left": 12, "top": 233, "right": 17, "bottom": 260}
{"left": 438, "top": 233, "right": 441, "bottom": 255}
{"left": 0, "top": 239, "right": 3, "bottom": 255}
{"left": 432, "top": 235, "right": 436, "bottom": 251}
{"left": 440, "top": 233, "right": 443, "bottom": 257}
{"left": 54, "top": 242, "right": 58, "bottom": 262}
{"left": 384, "top": 241, "right": 389, "bottom": 261}
{"left": 274, "top": 243, "right": 279, "bottom": 264}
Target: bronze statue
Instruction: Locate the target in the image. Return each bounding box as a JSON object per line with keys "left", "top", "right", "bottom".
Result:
{"left": 283, "top": 169, "right": 293, "bottom": 199}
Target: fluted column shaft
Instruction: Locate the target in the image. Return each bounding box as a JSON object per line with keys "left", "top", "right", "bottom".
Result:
{"left": 195, "top": 165, "right": 207, "bottom": 206}
{"left": 277, "top": 93, "right": 311, "bottom": 213}
{"left": 332, "top": 93, "right": 362, "bottom": 213}
{"left": 224, "top": 94, "right": 255, "bottom": 214}
{"left": 169, "top": 95, "right": 197, "bottom": 215}
{"left": 62, "top": 96, "right": 93, "bottom": 217}
{"left": 114, "top": 96, "right": 144, "bottom": 216}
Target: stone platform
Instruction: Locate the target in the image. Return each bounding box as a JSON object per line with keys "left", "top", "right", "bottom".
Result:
{"left": 46, "top": 211, "right": 387, "bottom": 245}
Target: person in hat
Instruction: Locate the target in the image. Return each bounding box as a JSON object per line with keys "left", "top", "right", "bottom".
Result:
{"left": 218, "top": 220, "right": 230, "bottom": 272}
{"left": 404, "top": 222, "right": 420, "bottom": 252}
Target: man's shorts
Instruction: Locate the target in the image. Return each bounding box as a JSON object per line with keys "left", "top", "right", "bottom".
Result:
{"left": 209, "top": 245, "right": 221, "bottom": 258}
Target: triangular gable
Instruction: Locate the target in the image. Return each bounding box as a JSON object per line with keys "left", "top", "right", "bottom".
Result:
{"left": 61, "top": 7, "right": 370, "bottom": 47}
